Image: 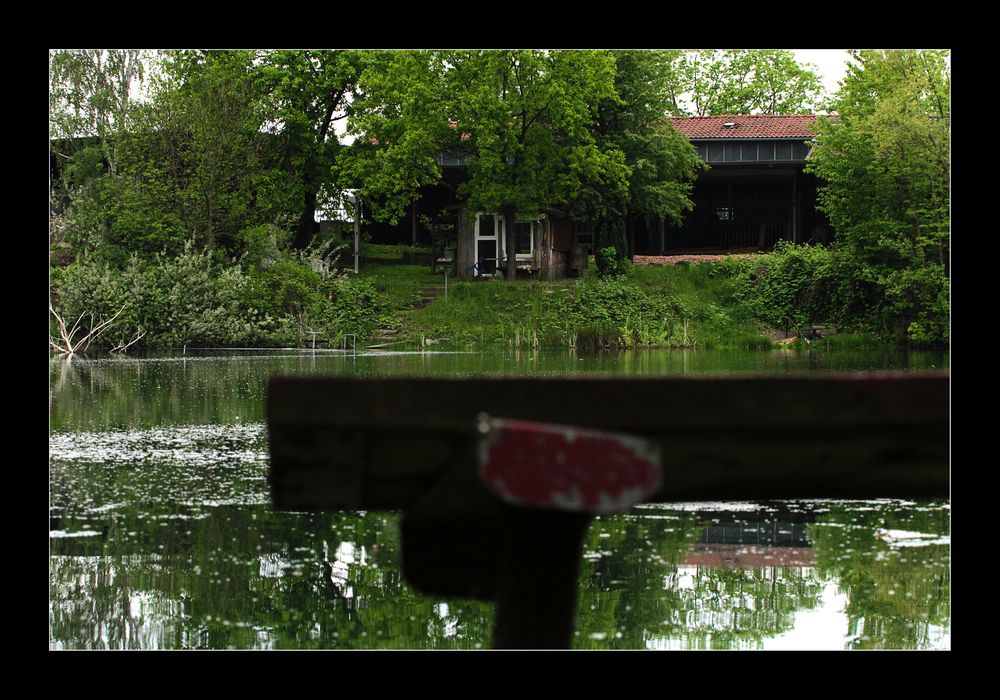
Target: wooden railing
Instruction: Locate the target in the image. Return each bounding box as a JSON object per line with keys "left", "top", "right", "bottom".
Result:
{"left": 267, "top": 373, "right": 949, "bottom": 648}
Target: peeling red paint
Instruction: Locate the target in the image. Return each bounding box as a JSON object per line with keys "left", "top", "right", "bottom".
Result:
{"left": 478, "top": 417, "right": 662, "bottom": 514}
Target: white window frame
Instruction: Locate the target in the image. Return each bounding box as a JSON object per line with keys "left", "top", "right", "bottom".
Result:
{"left": 474, "top": 212, "right": 505, "bottom": 277}
{"left": 513, "top": 219, "right": 538, "bottom": 262}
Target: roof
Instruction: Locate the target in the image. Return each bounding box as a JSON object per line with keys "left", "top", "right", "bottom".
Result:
{"left": 668, "top": 114, "right": 824, "bottom": 140}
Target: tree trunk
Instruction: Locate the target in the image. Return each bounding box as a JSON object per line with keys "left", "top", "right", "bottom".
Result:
{"left": 411, "top": 201, "right": 418, "bottom": 246}
{"left": 293, "top": 188, "right": 318, "bottom": 250}
{"left": 502, "top": 205, "right": 518, "bottom": 282}
{"left": 626, "top": 212, "right": 635, "bottom": 260}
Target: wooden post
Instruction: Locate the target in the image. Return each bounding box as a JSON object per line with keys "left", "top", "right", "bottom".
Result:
{"left": 727, "top": 182, "right": 734, "bottom": 249}
{"left": 792, "top": 171, "right": 799, "bottom": 244}
{"left": 492, "top": 510, "right": 591, "bottom": 649}
{"left": 411, "top": 201, "right": 418, "bottom": 247}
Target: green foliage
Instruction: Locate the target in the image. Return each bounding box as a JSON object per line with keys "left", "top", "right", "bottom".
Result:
{"left": 255, "top": 49, "right": 364, "bottom": 249}
{"left": 54, "top": 244, "right": 294, "bottom": 349}
{"left": 554, "top": 277, "right": 684, "bottom": 348}
{"left": 806, "top": 50, "right": 950, "bottom": 346}
{"left": 681, "top": 49, "right": 825, "bottom": 116}
{"left": 323, "top": 277, "right": 388, "bottom": 341}
{"left": 577, "top": 50, "right": 704, "bottom": 238}
{"left": 595, "top": 246, "right": 630, "bottom": 278}
{"left": 49, "top": 49, "right": 148, "bottom": 174}
{"left": 713, "top": 243, "right": 842, "bottom": 333}
{"left": 346, "top": 50, "right": 631, "bottom": 268}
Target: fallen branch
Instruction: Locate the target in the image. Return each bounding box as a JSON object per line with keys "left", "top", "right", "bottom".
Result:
{"left": 49, "top": 303, "right": 127, "bottom": 356}
{"left": 110, "top": 327, "right": 146, "bottom": 354}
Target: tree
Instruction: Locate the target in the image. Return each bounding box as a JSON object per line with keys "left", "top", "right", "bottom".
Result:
{"left": 806, "top": 49, "right": 950, "bottom": 344}
{"left": 682, "top": 49, "right": 824, "bottom": 116}
{"left": 102, "top": 50, "right": 279, "bottom": 255}
{"left": 581, "top": 50, "right": 705, "bottom": 259}
{"left": 346, "top": 49, "right": 630, "bottom": 280}
{"left": 256, "top": 50, "right": 365, "bottom": 249}
{"left": 49, "top": 49, "right": 148, "bottom": 176}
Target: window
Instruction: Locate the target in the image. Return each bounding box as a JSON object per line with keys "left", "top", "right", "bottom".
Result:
{"left": 792, "top": 141, "right": 811, "bottom": 160}
{"left": 515, "top": 222, "right": 533, "bottom": 256}
{"left": 715, "top": 207, "right": 734, "bottom": 222}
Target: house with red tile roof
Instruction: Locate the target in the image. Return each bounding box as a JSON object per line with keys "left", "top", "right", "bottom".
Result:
{"left": 362, "top": 114, "right": 834, "bottom": 275}
{"left": 642, "top": 114, "right": 833, "bottom": 253}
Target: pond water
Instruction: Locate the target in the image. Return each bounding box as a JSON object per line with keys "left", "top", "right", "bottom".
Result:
{"left": 49, "top": 347, "right": 950, "bottom": 650}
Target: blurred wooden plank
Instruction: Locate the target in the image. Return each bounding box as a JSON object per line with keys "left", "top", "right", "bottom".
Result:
{"left": 266, "top": 372, "right": 949, "bottom": 649}
{"left": 267, "top": 373, "right": 949, "bottom": 511}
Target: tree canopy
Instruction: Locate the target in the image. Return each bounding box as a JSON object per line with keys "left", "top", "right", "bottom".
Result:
{"left": 681, "top": 49, "right": 825, "bottom": 116}
{"left": 582, "top": 50, "right": 704, "bottom": 258}
{"left": 806, "top": 49, "right": 950, "bottom": 344}
{"left": 344, "top": 50, "right": 635, "bottom": 277}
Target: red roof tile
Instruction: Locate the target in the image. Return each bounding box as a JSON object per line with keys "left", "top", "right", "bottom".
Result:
{"left": 669, "top": 114, "right": 824, "bottom": 140}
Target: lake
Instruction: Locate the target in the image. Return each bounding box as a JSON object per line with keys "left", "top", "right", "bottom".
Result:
{"left": 48, "top": 347, "right": 950, "bottom": 650}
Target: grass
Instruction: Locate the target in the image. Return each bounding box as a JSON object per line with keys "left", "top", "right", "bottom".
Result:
{"left": 353, "top": 250, "right": 895, "bottom": 352}
{"left": 624, "top": 262, "right": 771, "bottom": 349}
{"left": 354, "top": 255, "right": 775, "bottom": 349}
{"left": 358, "top": 261, "right": 439, "bottom": 311}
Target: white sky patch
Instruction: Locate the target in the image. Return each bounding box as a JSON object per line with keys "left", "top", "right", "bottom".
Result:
{"left": 791, "top": 49, "right": 853, "bottom": 97}
{"left": 760, "top": 579, "right": 851, "bottom": 650}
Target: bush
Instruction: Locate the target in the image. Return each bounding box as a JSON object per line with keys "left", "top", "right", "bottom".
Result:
{"left": 713, "top": 242, "right": 836, "bottom": 333}
{"left": 552, "top": 277, "right": 684, "bottom": 348}
{"left": 53, "top": 244, "right": 292, "bottom": 350}
{"left": 595, "top": 246, "right": 630, "bottom": 278}
{"left": 711, "top": 241, "right": 949, "bottom": 346}
{"left": 306, "top": 276, "right": 389, "bottom": 343}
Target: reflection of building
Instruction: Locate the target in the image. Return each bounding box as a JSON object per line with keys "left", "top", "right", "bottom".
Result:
{"left": 683, "top": 543, "right": 815, "bottom": 568}
{"left": 684, "top": 515, "right": 815, "bottom": 568}
{"left": 698, "top": 521, "right": 811, "bottom": 548}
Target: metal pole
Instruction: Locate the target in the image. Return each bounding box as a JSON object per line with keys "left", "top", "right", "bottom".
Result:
{"left": 354, "top": 193, "right": 361, "bottom": 275}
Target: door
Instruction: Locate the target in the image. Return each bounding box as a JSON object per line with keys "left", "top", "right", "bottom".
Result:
{"left": 474, "top": 213, "right": 505, "bottom": 276}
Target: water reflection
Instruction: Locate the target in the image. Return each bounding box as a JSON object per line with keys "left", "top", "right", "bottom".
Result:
{"left": 50, "top": 350, "right": 949, "bottom": 649}
{"left": 49, "top": 347, "right": 947, "bottom": 432}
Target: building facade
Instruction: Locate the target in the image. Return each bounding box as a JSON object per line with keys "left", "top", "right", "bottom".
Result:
{"left": 360, "top": 114, "right": 833, "bottom": 277}
{"left": 644, "top": 114, "right": 831, "bottom": 253}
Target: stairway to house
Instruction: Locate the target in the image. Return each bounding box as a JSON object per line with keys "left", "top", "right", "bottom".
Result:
{"left": 411, "top": 284, "right": 445, "bottom": 310}
{"left": 365, "top": 284, "right": 445, "bottom": 349}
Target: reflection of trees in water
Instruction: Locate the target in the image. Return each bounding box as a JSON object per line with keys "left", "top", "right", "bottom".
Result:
{"left": 49, "top": 507, "right": 495, "bottom": 649}
{"left": 49, "top": 468, "right": 951, "bottom": 649}
{"left": 809, "top": 501, "right": 950, "bottom": 650}
{"left": 49, "top": 354, "right": 277, "bottom": 431}
{"left": 573, "top": 510, "right": 826, "bottom": 649}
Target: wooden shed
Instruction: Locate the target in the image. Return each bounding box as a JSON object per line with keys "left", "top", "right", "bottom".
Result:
{"left": 452, "top": 206, "right": 576, "bottom": 280}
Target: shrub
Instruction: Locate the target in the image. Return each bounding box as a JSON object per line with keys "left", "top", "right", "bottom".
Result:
{"left": 553, "top": 277, "right": 684, "bottom": 348}
{"left": 53, "top": 244, "right": 291, "bottom": 350}
{"left": 595, "top": 246, "right": 630, "bottom": 278}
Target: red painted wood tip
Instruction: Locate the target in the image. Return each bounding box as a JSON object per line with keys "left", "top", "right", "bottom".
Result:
{"left": 477, "top": 415, "right": 662, "bottom": 514}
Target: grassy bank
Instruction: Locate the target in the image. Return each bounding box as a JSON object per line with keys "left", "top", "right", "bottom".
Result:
{"left": 358, "top": 249, "right": 774, "bottom": 350}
